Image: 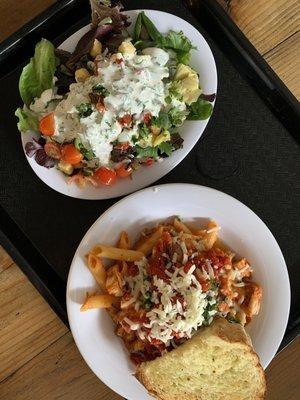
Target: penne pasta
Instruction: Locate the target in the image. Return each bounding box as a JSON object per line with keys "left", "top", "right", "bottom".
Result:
{"left": 106, "top": 264, "right": 124, "bottom": 297}
{"left": 118, "top": 231, "right": 130, "bottom": 250}
{"left": 80, "top": 293, "right": 119, "bottom": 311}
{"left": 92, "top": 244, "right": 144, "bottom": 262}
{"left": 192, "top": 229, "right": 206, "bottom": 237}
{"left": 86, "top": 253, "right": 107, "bottom": 291}
{"left": 173, "top": 218, "right": 192, "bottom": 234}
{"left": 136, "top": 226, "right": 164, "bottom": 256}
{"left": 203, "top": 220, "right": 219, "bottom": 250}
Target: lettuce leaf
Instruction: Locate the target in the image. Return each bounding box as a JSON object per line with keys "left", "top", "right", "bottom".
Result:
{"left": 187, "top": 98, "right": 213, "bottom": 120}
{"left": 160, "top": 31, "right": 194, "bottom": 53}
{"left": 158, "top": 142, "right": 173, "bottom": 157}
{"left": 19, "top": 39, "right": 57, "bottom": 106}
{"left": 15, "top": 108, "right": 38, "bottom": 132}
{"left": 135, "top": 146, "right": 158, "bottom": 159}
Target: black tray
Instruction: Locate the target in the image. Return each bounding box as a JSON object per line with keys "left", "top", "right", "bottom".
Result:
{"left": 0, "top": 0, "right": 299, "bottom": 347}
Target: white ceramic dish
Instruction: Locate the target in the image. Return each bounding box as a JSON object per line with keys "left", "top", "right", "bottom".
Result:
{"left": 67, "top": 183, "right": 290, "bottom": 400}
{"left": 21, "top": 10, "right": 217, "bottom": 199}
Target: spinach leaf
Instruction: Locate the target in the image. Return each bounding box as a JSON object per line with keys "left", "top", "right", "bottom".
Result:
{"left": 19, "top": 39, "right": 58, "bottom": 106}
{"left": 76, "top": 103, "right": 93, "bottom": 118}
{"left": 15, "top": 108, "right": 39, "bottom": 133}
{"left": 187, "top": 98, "right": 213, "bottom": 120}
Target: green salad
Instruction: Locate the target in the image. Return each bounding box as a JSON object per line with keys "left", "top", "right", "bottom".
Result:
{"left": 16, "top": 0, "right": 215, "bottom": 187}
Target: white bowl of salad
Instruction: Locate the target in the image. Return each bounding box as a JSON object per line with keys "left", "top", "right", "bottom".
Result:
{"left": 15, "top": 1, "right": 217, "bottom": 199}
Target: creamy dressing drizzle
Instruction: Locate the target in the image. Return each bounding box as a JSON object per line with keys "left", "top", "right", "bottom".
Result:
{"left": 48, "top": 49, "right": 170, "bottom": 166}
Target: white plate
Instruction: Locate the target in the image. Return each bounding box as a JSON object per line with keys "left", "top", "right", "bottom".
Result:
{"left": 21, "top": 10, "right": 217, "bottom": 199}
{"left": 67, "top": 183, "right": 290, "bottom": 400}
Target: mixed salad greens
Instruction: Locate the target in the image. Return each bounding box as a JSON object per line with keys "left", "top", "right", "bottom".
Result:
{"left": 15, "top": 0, "right": 215, "bottom": 187}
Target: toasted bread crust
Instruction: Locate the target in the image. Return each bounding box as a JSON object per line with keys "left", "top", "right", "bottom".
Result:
{"left": 136, "top": 318, "right": 266, "bottom": 400}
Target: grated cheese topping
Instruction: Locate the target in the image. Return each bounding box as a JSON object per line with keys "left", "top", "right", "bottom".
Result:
{"left": 123, "top": 229, "right": 254, "bottom": 346}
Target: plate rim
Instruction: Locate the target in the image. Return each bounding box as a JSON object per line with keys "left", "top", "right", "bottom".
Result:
{"left": 66, "top": 183, "right": 291, "bottom": 396}
{"left": 20, "top": 9, "right": 218, "bottom": 200}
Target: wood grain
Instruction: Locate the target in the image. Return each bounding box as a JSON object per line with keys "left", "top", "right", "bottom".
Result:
{"left": 228, "top": 0, "right": 300, "bottom": 55}
{"left": 0, "top": 0, "right": 56, "bottom": 42}
{"left": 0, "top": 246, "right": 13, "bottom": 273}
{"left": 0, "top": 264, "right": 67, "bottom": 382}
{"left": 266, "top": 336, "right": 300, "bottom": 399}
{"left": 0, "top": 332, "right": 122, "bottom": 400}
{"left": 265, "top": 31, "right": 300, "bottom": 100}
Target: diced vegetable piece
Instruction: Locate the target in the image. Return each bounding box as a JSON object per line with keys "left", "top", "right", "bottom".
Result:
{"left": 57, "top": 160, "right": 74, "bottom": 175}
{"left": 153, "top": 130, "right": 170, "bottom": 147}
{"left": 39, "top": 112, "right": 55, "bottom": 136}
{"left": 44, "top": 142, "right": 61, "bottom": 159}
{"left": 94, "top": 167, "right": 117, "bottom": 185}
{"left": 115, "top": 163, "right": 133, "bottom": 178}
{"left": 174, "top": 63, "right": 197, "bottom": 80}
{"left": 75, "top": 68, "right": 90, "bottom": 82}
{"left": 118, "top": 41, "right": 136, "bottom": 54}
{"left": 61, "top": 144, "right": 84, "bottom": 165}
{"left": 90, "top": 39, "right": 102, "bottom": 57}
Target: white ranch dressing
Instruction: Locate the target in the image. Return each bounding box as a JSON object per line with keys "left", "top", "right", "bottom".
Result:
{"left": 50, "top": 49, "right": 170, "bottom": 166}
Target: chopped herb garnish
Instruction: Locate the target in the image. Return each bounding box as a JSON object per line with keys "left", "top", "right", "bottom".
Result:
{"left": 76, "top": 103, "right": 93, "bottom": 118}
{"left": 92, "top": 84, "right": 110, "bottom": 97}
{"left": 74, "top": 138, "right": 95, "bottom": 160}
{"left": 228, "top": 315, "right": 240, "bottom": 324}
{"left": 210, "top": 279, "right": 220, "bottom": 291}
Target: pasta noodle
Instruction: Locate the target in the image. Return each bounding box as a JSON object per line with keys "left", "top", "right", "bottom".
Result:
{"left": 91, "top": 245, "right": 144, "bottom": 261}
{"left": 81, "top": 293, "right": 119, "bottom": 311}
{"left": 86, "top": 253, "right": 106, "bottom": 291}
{"left": 136, "top": 226, "right": 163, "bottom": 256}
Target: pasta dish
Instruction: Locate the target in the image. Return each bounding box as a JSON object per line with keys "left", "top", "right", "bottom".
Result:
{"left": 81, "top": 218, "right": 262, "bottom": 365}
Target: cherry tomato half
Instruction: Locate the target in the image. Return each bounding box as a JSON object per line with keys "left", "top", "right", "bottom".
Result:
{"left": 118, "top": 114, "right": 132, "bottom": 127}
{"left": 44, "top": 142, "right": 62, "bottom": 159}
{"left": 94, "top": 167, "right": 117, "bottom": 186}
{"left": 61, "top": 144, "right": 83, "bottom": 165}
{"left": 115, "top": 163, "right": 133, "bottom": 178}
{"left": 143, "top": 112, "right": 152, "bottom": 125}
{"left": 39, "top": 112, "right": 55, "bottom": 136}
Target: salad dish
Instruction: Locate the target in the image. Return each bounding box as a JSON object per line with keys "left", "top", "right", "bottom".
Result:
{"left": 81, "top": 218, "right": 262, "bottom": 365}
{"left": 15, "top": 1, "right": 217, "bottom": 198}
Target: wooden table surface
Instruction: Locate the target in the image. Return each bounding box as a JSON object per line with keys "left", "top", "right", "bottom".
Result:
{"left": 0, "top": 1, "right": 299, "bottom": 399}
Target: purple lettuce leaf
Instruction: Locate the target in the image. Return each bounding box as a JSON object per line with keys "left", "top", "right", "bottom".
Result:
{"left": 199, "top": 93, "right": 216, "bottom": 102}
{"left": 35, "top": 148, "right": 56, "bottom": 168}
{"left": 25, "top": 140, "right": 42, "bottom": 158}
{"left": 25, "top": 138, "right": 56, "bottom": 168}
{"left": 66, "top": 1, "right": 130, "bottom": 68}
